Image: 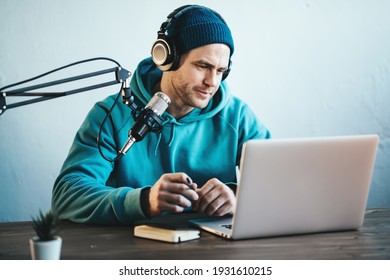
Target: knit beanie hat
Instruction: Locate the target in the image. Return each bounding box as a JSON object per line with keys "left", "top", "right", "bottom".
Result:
{"left": 167, "top": 6, "right": 234, "bottom": 57}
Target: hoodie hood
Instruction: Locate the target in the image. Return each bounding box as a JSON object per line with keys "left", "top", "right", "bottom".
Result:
{"left": 130, "top": 57, "right": 231, "bottom": 125}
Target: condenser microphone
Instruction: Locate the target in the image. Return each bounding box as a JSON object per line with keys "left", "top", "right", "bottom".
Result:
{"left": 119, "top": 92, "right": 171, "bottom": 156}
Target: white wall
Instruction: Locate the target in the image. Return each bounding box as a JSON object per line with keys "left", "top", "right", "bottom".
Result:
{"left": 1, "top": 0, "right": 389, "bottom": 222}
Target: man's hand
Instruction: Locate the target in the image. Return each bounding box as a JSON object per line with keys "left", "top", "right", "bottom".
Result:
{"left": 148, "top": 172, "right": 198, "bottom": 216}
{"left": 193, "top": 178, "right": 236, "bottom": 216}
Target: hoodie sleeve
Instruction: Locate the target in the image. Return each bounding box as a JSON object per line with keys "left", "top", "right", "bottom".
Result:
{"left": 51, "top": 96, "right": 147, "bottom": 225}
{"left": 239, "top": 102, "right": 271, "bottom": 141}
{"left": 236, "top": 99, "right": 271, "bottom": 164}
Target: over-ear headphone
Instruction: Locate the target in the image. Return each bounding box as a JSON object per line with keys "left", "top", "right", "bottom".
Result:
{"left": 151, "top": 5, "right": 232, "bottom": 80}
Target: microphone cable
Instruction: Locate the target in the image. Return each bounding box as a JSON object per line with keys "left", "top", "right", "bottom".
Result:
{"left": 96, "top": 82, "right": 125, "bottom": 162}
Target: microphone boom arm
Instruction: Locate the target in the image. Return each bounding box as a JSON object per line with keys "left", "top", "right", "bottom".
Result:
{"left": 0, "top": 58, "right": 131, "bottom": 116}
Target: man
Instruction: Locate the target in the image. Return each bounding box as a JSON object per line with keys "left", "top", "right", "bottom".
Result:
{"left": 52, "top": 5, "right": 270, "bottom": 224}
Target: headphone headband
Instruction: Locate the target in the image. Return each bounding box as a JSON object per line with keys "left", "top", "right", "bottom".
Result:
{"left": 151, "top": 5, "right": 232, "bottom": 79}
{"left": 159, "top": 5, "right": 221, "bottom": 35}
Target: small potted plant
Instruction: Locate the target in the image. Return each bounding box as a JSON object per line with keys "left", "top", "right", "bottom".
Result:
{"left": 29, "top": 210, "right": 62, "bottom": 260}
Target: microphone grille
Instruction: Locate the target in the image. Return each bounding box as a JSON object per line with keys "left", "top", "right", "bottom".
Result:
{"left": 145, "top": 92, "right": 171, "bottom": 116}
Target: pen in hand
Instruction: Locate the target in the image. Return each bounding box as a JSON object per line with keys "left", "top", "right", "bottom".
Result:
{"left": 186, "top": 177, "right": 201, "bottom": 212}
{"left": 186, "top": 177, "right": 195, "bottom": 190}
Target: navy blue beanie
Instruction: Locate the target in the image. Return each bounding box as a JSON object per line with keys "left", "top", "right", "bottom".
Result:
{"left": 167, "top": 6, "right": 234, "bottom": 57}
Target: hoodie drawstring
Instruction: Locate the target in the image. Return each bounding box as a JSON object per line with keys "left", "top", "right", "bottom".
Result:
{"left": 154, "top": 133, "right": 162, "bottom": 156}
{"left": 154, "top": 120, "right": 176, "bottom": 156}
{"left": 168, "top": 124, "right": 176, "bottom": 147}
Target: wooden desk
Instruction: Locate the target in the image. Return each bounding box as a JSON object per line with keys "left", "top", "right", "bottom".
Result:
{"left": 1, "top": 209, "right": 389, "bottom": 260}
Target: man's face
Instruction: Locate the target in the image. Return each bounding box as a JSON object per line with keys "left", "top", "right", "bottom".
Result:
{"left": 164, "top": 43, "right": 230, "bottom": 118}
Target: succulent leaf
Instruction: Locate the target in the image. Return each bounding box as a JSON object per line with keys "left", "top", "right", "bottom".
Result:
{"left": 31, "top": 210, "right": 60, "bottom": 241}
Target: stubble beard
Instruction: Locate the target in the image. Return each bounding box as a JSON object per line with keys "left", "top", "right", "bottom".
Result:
{"left": 172, "top": 73, "right": 212, "bottom": 110}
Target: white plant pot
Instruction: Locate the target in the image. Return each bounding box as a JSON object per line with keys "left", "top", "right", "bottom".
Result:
{"left": 29, "top": 236, "right": 62, "bottom": 260}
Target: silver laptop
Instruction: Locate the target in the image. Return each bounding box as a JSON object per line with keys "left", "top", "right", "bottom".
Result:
{"left": 190, "top": 134, "right": 379, "bottom": 240}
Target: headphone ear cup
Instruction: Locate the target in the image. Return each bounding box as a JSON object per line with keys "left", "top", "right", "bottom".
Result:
{"left": 222, "top": 60, "right": 232, "bottom": 81}
{"left": 151, "top": 34, "right": 178, "bottom": 71}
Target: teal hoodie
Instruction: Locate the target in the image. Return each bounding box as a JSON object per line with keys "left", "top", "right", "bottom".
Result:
{"left": 52, "top": 57, "right": 270, "bottom": 224}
